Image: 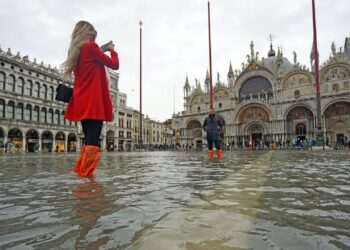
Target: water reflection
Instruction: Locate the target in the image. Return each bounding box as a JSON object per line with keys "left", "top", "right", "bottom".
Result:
{"left": 73, "top": 179, "right": 110, "bottom": 249}
{"left": 0, "top": 151, "right": 349, "bottom": 249}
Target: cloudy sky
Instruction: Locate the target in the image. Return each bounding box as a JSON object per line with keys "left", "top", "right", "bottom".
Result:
{"left": 0, "top": 0, "right": 349, "bottom": 121}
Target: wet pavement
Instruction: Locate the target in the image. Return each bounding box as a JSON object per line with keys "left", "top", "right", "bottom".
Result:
{"left": 0, "top": 150, "right": 349, "bottom": 250}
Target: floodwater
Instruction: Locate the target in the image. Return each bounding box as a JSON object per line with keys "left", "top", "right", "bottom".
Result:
{"left": 0, "top": 150, "right": 349, "bottom": 250}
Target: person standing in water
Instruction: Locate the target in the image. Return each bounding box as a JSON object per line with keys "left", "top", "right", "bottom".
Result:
{"left": 62, "top": 20, "right": 119, "bottom": 177}
{"left": 203, "top": 109, "right": 223, "bottom": 159}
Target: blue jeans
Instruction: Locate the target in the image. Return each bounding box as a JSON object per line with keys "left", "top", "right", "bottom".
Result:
{"left": 208, "top": 140, "right": 221, "bottom": 150}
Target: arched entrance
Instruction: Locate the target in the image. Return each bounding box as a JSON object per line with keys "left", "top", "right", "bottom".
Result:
{"left": 26, "top": 129, "right": 39, "bottom": 153}
{"left": 186, "top": 120, "right": 203, "bottom": 148}
{"left": 236, "top": 105, "right": 270, "bottom": 147}
{"left": 246, "top": 123, "right": 265, "bottom": 148}
{"left": 324, "top": 101, "right": 350, "bottom": 146}
{"left": 68, "top": 133, "right": 77, "bottom": 152}
{"left": 7, "top": 129, "right": 23, "bottom": 152}
{"left": 41, "top": 131, "right": 53, "bottom": 152}
{"left": 286, "top": 106, "right": 314, "bottom": 141}
{"left": 55, "top": 132, "right": 65, "bottom": 152}
{"left": 106, "top": 130, "right": 115, "bottom": 151}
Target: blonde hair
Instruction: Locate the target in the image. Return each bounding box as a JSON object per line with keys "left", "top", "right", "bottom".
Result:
{"left": 61, "top": 21, "right": 97, "bottom": 78}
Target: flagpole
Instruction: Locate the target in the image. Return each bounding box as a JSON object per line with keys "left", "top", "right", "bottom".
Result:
{"left": 139, "top": 21, "right": 143, "bottom": 151}
{"left": 208, "top": 1, "right": 213, "bottom": 109}
{"left": 311, "top": 0, "right": 324, "bottom": 146}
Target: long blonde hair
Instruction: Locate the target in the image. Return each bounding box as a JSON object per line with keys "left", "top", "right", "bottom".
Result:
{"left": 61, "top": 21, "right": 97, "bottom": 78}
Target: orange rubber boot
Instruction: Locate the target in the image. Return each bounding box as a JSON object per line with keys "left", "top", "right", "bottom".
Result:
{"left": 217, "top": 149, "right": 223, "bottom": 159}
{"left": 79, "top": 145, "right": 100, "bottom": 178}
{"left": 208, "top": 150, "right": 214, "bottom": 159}
{"left": 73, "top": 145, "right": 85, "bottom": 173}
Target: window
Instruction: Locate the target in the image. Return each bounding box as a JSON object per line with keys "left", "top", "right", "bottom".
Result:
{"left": 333, "top": 84, "right": 339, "bottom": 91}
{"left": 7, "top": 101, "right": 14, "bottom": 119}
{"left": 24, "top": 104, "right": 32, "bottom": 121}
{"left": 218, "top": 103, "right": 223, "bottom": 109}
{"left": 33, "top": 82, "right": 40, "bottom": 98}
{"left": 48, "top": 86, "right": 54, "bottom": 100}
{"left": 0, "top": 99, "right": 5, "bottom": 118}
{"left": 40, "top": 108, "right": 47, "bottom": 123}
{"left": 16, "top": 77, "right": 24, "bottom": 94}
{"left": 54, "top": 110, "right": 60, "bottom": 124}
{"left": 296, "top": 123, "right": 306, "bottom": 135}
{"left": 60, "top": 111, "right": 64, "bottom": 125}
{"left": 294, "top": 90, "right": 300, "bottom": 99}
{"left": 25, "top": 80, "right": 32, "bottom": 96}
{"left": 33, "top": 106, "right": 39, "bottom": 122}
{"left": 16, "top": 103, "right": 24, "bottom": 120}
{"left": 41, "top": 84, "right": 47, "bottom": 100}
{"left": 0, "top": 72, "right": 4, "bottom": 90}
{"left": 47, "top": 109, "right": 53, "bottom": 123}
{"left": 6, "top": 75, "right": 15, "bottom": 92}
{"left": 197, "top": 106, "right": 201, "bottom": 112}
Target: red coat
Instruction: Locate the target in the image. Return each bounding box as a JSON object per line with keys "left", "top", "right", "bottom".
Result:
{"left": 64, "top": 41, "right": 119, "bottom": 122}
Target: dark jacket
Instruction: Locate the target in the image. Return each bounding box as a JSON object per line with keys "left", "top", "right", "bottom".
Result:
{"left": 203, "top": 115, "right": 223, "bottom": 141}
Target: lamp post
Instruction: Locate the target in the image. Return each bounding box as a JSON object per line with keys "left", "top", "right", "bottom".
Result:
{"left": 139, "top": 20, "right": 143, "bottom": 151}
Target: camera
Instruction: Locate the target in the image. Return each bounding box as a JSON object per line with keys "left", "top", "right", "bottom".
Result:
{"left": 100, "top": 41, "right": 113, "bottom": 52}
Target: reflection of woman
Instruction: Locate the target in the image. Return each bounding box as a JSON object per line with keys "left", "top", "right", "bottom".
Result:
{"left": 62, "top": 21, "right": 119, "bottom": 177}
{"left": 73, "top": 180, "right": 109, "bottom": 248}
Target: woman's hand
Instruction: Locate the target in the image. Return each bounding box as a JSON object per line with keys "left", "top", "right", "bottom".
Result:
{"left": 108, "top": 42, "right": 115, "bottom": 51}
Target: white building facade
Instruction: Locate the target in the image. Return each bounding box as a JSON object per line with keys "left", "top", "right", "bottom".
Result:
{"left": 172, "top": 38, "right": 350, "bottom": 148}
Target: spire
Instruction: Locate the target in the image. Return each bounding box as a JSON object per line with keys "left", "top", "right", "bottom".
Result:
{"left": 205, "top": 69, "right": 210, "bottom": 82}
{"left": 184, "top": 75, "right": 190, "bottom": 89}
{"left": 228, "top": 61, "right": 234, "bottom": 77}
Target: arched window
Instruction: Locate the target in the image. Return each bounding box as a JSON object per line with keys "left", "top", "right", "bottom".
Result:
{"left": 24, "top": 104, "right": 32, "bottom": 121}
{"left": 48, "top": 86, "right": 54, "bottom": 100}
{"left": 54, "top": 110, "right": 60, "bottom": 124}
{"left": 0, "top": 99, "right": 5, "bottom": 118}
{"left": 197, "top": 106, "right": 201, "bottom": 112}
{"left": 47, "top": 109, "right": 53, "bottom": 124}
{"left": 218, "top": 103, "right": 223, "bottom": 109}
{"left": 33, "top": 106, "right": 39, "bottom": 122}
{"left": 6, "top": 75, "right": 15, "bottom": 92}
{"left": 296, "top": 123, "right": 306, "bottom": 135}
{"left": 0, "top": 72, "right": 5, "bottom": 90}
{"left": 60, "top": 111, "right": 65, "bottom": 125}
{"left": 7, "top": 101, "right": 15, "bottom": 119}
{"left": 294, "top": 90, "right": 300, "bottom": 99}
{"left": 40, "top": 107, "right": 47, "bottom": 123}
{"left": 16, "top": 103, "right": 24, "bottom": 120}
{"left": 33, "top": 82, "right": 40, "bottom": 98}
{"left": 25, "top": 80, "right": 32, "bottom": 96}
{"left": 41, "top": 84, "right": 47, "bottom": 100}
{"left": 16, "top": 77, "right": 24, "bottom": 94}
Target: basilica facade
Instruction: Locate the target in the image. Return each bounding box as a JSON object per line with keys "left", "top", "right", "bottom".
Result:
{"left": 172, "top": 38, "right": 350, "bottom": 148}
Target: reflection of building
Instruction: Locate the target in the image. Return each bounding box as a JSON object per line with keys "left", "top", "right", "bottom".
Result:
{"left": 172, "top": 38, "right": 350, "bottom": 147}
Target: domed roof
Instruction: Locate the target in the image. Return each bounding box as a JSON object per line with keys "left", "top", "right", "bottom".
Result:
{"left": 268, "top": 44, "right": 276, "bottom": 57}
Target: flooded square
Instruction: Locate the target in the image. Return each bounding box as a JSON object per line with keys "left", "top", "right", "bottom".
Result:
{"left": 0, "top": 150, "right": 349, "bottom": 249}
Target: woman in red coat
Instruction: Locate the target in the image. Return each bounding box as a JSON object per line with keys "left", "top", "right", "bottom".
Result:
{"left": 62, "top": 20, "right": 119, "bottom": 177}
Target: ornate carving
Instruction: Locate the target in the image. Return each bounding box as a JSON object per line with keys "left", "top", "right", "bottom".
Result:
{"left": 324, "top": 102, "right": 350, "bottom": 117}
{"left": 284, "top": 73, "right": 310, "bottom": 88}
{"left": 322, "top": 66, "right": 350, "bottom": 81}
{"left": 287, "top": 107, "right": 313, "bottom": 120}
{"left": 238, "top": 106, "right": 269, "bottom": 123}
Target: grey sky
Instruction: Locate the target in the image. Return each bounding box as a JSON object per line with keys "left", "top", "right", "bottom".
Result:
{"left": 0, "top": 0, "right": 349, "bottom": 121}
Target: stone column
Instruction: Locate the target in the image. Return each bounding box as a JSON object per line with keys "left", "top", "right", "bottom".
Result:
{"left": 23, "top": 136, "right": 26, "bottom": 153}
{"left": 64, "top": 136, "right": 68, "bottom": 152}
